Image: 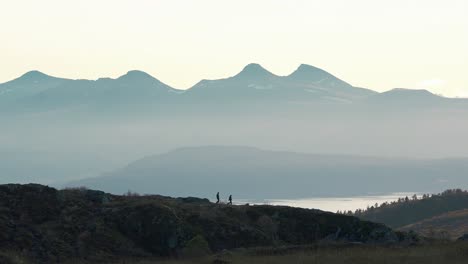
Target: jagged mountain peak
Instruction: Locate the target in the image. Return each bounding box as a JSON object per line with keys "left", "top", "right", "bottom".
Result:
{"left": 289, "top": 64, "right": 337, "bottom": 80}
{"left": 117, "top": 70, "right": 156, "bottom": 81}
{"left": 0, "top": 70, "right": 65, "bottom": 87}
{"left": 16, "top": 70, "right": 57, "bottom": 82}
{"left": 286, "top": 64, "right": 354, "bottom": 90}
{"left": 366, "top": 88, "right": 447, "bottom": 105}
{"left": 243, "top": 63, "right": 266, "bottom": 71}
{"left": 379, "top": 88, "right": 444, "bottom": 100}
{"left": 234, "top": 63, "right": 277, "bottom": 79}
{"left": 115, "top": 70, "right": 176, "bottom": 91}
{"left": 296, "top": 64, "right": 325, "bottom": 72}
{"left": 385, "top": 88, "right": 435, "bottom": 95}
{"left": 21, "top": 70, "right": 49, "bottom": 78}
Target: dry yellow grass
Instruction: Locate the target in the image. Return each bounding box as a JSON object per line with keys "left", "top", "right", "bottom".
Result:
{"left": 55, "top": 242, "right": 468, "bottom": 264}
{"left": 399, "top": 209, "right": 468, "bottom": 240}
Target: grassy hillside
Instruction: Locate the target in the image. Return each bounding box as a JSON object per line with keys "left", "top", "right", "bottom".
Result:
{"left": 0, "top": 184, "right": 413, "bottom": 263}
{"left": 138, "top": 242, "right": 468, "bottom": 264}
{"left": 3, "top": 242, "right": 468, "bottom": 264}
{"left": 399, "top": 209, "right": 468, "bottom": 239}
{"left": 353, "top": 189, "right": 468, "bottom": 228}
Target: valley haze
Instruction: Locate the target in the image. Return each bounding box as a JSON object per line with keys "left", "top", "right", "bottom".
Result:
{"left": 1, "top": 64, "right": 468, "bottom": 201}
{"left": 3, "top": 1, "right": 468, "bottom": 263}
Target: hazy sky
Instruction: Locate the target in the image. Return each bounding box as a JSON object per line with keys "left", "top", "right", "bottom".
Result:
{"left": 1, "top": 0, "right": 467, "bottom": 97}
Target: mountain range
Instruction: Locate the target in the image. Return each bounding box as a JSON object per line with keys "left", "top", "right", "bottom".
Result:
{"left": 2, "top": 64, "right": 468, "bottom": 192}
{"left": 1, "top": 64, "right": 465, "bottom": 115}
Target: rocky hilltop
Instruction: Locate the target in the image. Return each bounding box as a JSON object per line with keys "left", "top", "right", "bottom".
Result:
{"left": 0, "top": 184, "right": 414, "bottom": 263}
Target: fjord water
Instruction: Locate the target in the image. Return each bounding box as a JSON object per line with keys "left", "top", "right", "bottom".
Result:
{"left": 240, "top": 192, "right": 421, "bottom": 213}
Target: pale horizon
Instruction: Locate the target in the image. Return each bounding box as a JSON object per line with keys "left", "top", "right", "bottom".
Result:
{"left": 1, "top": 0, "right": 467, "bottom": 97}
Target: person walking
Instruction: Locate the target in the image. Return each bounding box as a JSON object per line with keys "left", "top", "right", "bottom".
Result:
{"left": 228, "top": 194, "right": 232, "bottom": 205}
{"left": 216, "top": 192, "right": 220, "bottom": 204}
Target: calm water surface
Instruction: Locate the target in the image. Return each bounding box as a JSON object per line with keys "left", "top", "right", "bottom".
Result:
{"left": 240, "top": 193, "right": 421, "bottom": 213}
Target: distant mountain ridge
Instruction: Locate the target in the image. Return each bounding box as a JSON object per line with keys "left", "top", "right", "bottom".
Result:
{"left": 2, "top": 64, "right": 461, "bottom": 114}
{"left": 183, "top": 63, "right": 376, "bottom": 104}
{"left": 0, "top": 69, "right": 177, "bottom": 112}
{"left": 68, "top": 146, "right": 468, "bottom": 199}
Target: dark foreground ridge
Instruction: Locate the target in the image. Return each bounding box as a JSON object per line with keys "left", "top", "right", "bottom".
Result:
{"left": 0, "top": 184, "right": 416, "bottom": 263}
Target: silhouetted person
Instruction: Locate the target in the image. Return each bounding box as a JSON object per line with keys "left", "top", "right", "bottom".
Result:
{"left": 228, "top": 195, "right": 232, "bottom": 205}
{"left": 216, "top": 192, "right": 220, "bottom": 204}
